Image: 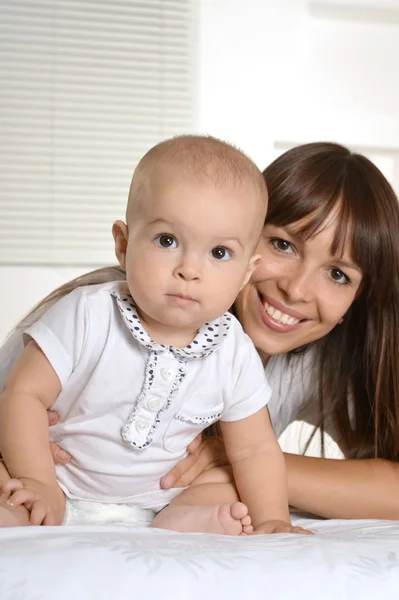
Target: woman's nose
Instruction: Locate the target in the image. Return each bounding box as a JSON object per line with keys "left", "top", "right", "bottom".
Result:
{"left": 277, "top": 265, "right": 314, "bottom": 303}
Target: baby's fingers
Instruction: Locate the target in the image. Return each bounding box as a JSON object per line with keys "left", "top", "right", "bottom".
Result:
{"left": 6, "top": 487, "right": 38, "bottom": 508}
{"left": 42, "top": 507, "right": 60, "bottom": 526}
{"left": 29, "top": 500, "right": 48, "bottom": 526}
{"left": 0, "top": 478, "right": 24, "bottom": 497}
{"left": 29, "top": 499, "right": 60, "bottom": 526}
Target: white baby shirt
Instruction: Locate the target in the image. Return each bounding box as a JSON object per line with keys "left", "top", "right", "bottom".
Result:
{"left": 24, "top": 281, "right": 270, "bottom": 510}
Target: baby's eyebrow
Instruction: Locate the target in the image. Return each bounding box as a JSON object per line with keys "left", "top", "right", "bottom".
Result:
{"left": 221, "top": 237, "right": 244, "bottom": 250}
{"left": 147, "top": 218, "right": 171, "bottom": 227}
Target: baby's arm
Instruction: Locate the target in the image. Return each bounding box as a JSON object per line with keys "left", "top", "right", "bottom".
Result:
{"left": 0, "top": 341, "right": 65, "bottom": 524}
{"left": 220, "top": 408, "right": 305, "bottom": 534}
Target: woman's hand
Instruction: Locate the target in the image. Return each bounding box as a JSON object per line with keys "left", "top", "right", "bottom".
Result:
{"left": 252, "top": 520, "right": 313, "bottom": 536}
{"left": 47, "top": 411, "right": 71, "bottom": 465}
{"left": 160, "top": 434, "right": 228, "bottom": 489}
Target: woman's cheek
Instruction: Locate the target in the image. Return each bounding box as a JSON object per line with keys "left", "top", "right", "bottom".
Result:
{"left": 321, "top": 293, "right": 351, "bottom": 327}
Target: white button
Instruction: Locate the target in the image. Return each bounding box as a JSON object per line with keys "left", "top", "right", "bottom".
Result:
{"left": 135, "top": 419, "right": 149, "bottom": 433}
{"left": 160, "top": 367, "right": 174, "bottom": 381}
{"left": 147, "top": 397, "right": 161, "bottom": 411}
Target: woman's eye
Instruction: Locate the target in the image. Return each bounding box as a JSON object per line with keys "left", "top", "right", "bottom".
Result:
{"left": 154, "top": 234, "right": 177, "bottom": 248}
{"left": 329, "top": 268, "right": 350, "bottom": 285}
{"left": 211, "top": 246, "right": 232, "bottom": 261}
{"left": 271, "top": 238, "right": 293, "bottom": 253}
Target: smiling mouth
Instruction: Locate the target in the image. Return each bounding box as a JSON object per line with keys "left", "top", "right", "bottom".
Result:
{"left": 257, "top": 291, "right": 308, "bottom": 329}
{"left": 263, "top": 300, "right": 301, "bottom": 326}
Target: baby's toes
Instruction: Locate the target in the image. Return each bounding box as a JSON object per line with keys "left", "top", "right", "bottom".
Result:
{"left": 241, "top": 514, "right": 252, "bottom": 527}
{"left": 242, "top": 524, "right": 253, "bottom": 535}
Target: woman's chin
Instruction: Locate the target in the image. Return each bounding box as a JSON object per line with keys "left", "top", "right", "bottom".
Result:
{"left": 253, "top": 333, "right": 298, "bottom": 357}
{"left": 249, "top": 315, "right": 314, "bottom": 356}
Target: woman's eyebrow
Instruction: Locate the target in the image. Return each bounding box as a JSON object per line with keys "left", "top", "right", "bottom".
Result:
{"left": 273, "top": 225, "right": 362, "bottom": 273}
{"left": 332, "top": 257, "right": 362, "bottom": 274}
{"left": 280, "top": 225, "right": 305, "bottom": 242}
{"left": 282, "top": 225, "right": 362, "bottom": 273}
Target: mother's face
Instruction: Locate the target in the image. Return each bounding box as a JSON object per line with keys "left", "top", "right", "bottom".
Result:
{"left": 235, "top": 216, "right": 363, "bottom": 357}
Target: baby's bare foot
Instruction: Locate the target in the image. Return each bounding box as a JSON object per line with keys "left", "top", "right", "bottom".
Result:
{"left": 219, "top": 502, "right": 253, "bottom": 535}
{"left": 152, "top": 501, "right": 253, "bottom": 536}
{"left": 0, "top": 496, "right": 31, "bottom": 528}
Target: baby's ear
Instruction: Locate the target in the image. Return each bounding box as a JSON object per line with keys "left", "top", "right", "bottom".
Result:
{"left": 112, "top": 220, "right": 129, "bottom": 270}
{"left": 240, "top": 254, "right": 261, "bottom": 290}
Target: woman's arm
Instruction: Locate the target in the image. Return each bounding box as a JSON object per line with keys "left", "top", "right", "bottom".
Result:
{"left": 161, "top": 436, "right": 399, "bottom": 520}
{"left": 286, "top": 453, "right": 399, "bottom": 519}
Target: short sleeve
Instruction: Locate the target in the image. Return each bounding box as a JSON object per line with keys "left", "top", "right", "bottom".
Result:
{"left": 23, "top": 288, "right": 88, "bottom": 387}
{"left": 221, "top": 329, "right": 271, "bottom": 422}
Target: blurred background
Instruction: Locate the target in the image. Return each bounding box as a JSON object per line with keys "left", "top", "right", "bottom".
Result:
{"left": 1, "top": 0, "right": 399, "bottom": 454}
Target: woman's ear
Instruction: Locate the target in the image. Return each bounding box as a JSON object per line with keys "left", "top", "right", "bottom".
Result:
{"left": 112, "top": 220, "right": 129, "bottom": 270}
{"left": 240, "top": 254, "right": 262, "bottom": 290}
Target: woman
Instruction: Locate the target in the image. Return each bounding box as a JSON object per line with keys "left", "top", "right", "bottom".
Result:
{"left": 159, "top": 141, "right": 399, "bottom": 520}
{"left": 2, "top": 142, "right": 399, "bottom": 520}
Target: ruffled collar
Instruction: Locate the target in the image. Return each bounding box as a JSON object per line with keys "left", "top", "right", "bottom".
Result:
{"left": 111, "top": 289, "right": 231, "bottom": 359}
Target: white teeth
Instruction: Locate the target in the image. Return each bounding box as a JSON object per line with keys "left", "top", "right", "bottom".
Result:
{"left": 264, "top": 301, "right": 300, "bottom": 326}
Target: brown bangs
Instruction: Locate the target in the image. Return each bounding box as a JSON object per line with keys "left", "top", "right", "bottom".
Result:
{"left": 263, "top": 143, "right": 399, "bottom": 301}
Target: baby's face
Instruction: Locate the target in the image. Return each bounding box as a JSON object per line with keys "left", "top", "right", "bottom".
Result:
{"left": 121, "top": 172, "right": 265, "bottom": 343}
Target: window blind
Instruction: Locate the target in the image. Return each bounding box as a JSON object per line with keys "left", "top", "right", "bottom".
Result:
{"left": 0, "top": 0, "right": 195, "bottom": 265}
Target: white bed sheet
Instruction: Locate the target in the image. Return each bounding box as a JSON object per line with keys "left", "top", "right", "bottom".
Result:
{"left": 1, "top": 515, "right": 399, "bottom": 600}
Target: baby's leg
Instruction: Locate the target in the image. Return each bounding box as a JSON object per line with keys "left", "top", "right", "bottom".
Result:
{"left": 152, "top": 467, "right": 252, "bottom": 535}
{"left": 0, "top": 460, "right": 31, "bottom": 527}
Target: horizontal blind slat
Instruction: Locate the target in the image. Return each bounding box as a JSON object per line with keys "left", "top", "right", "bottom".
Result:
{"left": 0, "top": 0, "right": 195, "bottom": 265}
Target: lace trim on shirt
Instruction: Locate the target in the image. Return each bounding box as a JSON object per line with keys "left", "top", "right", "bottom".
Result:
{"left": 112, "top": 288, "right": 230, "bottom": 450}
{"left": 121, "top": 352, "right": 188, "bottom": 450}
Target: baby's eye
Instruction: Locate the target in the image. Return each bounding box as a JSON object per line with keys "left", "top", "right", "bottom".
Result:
{"left": 211, "top": 246, "right": 232, "bottom": 261}
{"left": 154, "top": 234, "right": 177, "bottom": 248}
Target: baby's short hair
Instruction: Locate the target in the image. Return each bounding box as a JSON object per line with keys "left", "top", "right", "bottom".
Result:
{"left": 127, "top": 134, "right": 267, "bottom": 219}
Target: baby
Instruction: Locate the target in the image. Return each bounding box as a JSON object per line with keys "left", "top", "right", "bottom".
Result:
{"left": 0, "top": 135, "right": 305, "bottom": 535}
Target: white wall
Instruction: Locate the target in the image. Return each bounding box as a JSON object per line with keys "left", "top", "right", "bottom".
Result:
{"left": 0, "top": 266, "right": 87, "bottom": 342}
{"left": 197, "top": 0, "right": 399, "bottom": 182}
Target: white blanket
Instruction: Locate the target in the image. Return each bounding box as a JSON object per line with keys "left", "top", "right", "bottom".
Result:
{"left": 1, "top": 515, "right": 399, "bottom": 600}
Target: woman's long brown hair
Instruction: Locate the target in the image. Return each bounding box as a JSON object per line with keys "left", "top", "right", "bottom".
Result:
{"left": 264, "top": 142, "right": 399, "bottom": 460}
{"left": 14, "top": 266, "right": 126, "bottom": 331}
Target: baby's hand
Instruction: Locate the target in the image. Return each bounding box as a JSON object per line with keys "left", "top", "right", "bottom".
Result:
{"left": 252, "top": 519, "right": 313, "bottom": 535}
{"left": 0, "top": 478, "right": 65, "bottom": 525}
